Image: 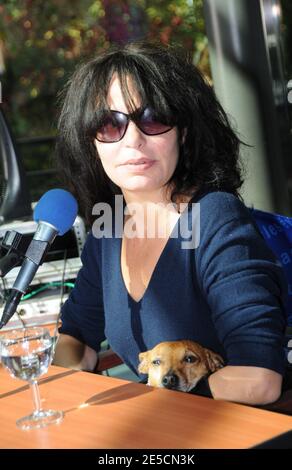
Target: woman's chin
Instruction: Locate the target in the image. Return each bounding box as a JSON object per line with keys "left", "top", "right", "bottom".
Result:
{"left": 117, "top": 178, "right": 162, "bottom": 194}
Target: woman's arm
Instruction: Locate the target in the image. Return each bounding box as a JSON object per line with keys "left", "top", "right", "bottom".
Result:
{"left": 54, "top": 233, "right": 106, "bottom": 371}
{"left": 208, "top": 365, "right": 282, "bottom": 405}
{"left": 195, "top": 193, "right": 287, "bottom": 405}
{"left": 53, "top": 333, "right": 98, "bottom": 372}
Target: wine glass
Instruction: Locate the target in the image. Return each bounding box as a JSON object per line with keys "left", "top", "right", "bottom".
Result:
{"left": 0, "top": 326, "right": 63, "bottom": 430}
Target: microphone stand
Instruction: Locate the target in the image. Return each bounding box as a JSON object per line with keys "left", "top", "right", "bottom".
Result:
{"left": 0, "top": 230, "right": 50, "bottom": 328}
{"left": 0, "top": 230, "right": 28, "bottom": 328}
{"left": 0, "top": 229, "right": 64, "bottom": 360}
{"left": 0, "top": 230, "right": 29, "bottom": 277}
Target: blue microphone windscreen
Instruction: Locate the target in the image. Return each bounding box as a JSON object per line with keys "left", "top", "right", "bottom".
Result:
{"left": 33, "top": 189, "right": 78, "bottom": 235}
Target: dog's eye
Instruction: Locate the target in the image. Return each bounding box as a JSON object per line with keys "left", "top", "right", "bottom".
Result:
{"left": 152, "top": 359, "right": 161, "bottom": 366}
{"left": 183, "top": 355, "right": 198, "bottom": 363}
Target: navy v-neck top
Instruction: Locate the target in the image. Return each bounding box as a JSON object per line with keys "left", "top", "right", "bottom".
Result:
{"left": 59, "top": 191, "right": 287, "bottom": 377}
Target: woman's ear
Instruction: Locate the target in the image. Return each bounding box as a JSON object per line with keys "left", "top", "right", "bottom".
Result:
{"left": 94, "top": 139, "right": 100, "bottom": 158}
{"left": 181, "top": 128, "right": 187, "bottom": 145}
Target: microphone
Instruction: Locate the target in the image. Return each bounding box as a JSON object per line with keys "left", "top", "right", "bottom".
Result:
{"left": 0, "top": 189, "right": 78, "bottom": 329}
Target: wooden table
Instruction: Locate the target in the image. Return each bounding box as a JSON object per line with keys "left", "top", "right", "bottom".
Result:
{"left": 0, "top": 364, "right": 292, "bottom": 449}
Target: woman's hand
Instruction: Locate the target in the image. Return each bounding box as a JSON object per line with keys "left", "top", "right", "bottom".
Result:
{"left": 208, "top": 365, "right": 282, "bottom": 405}
{"left": 53, "top": 333, "right": 98, "bottom": 372}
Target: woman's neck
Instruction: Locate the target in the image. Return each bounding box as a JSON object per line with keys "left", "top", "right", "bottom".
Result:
{"left": 121, "top": 187, "right": 192, "bottom": 239}
{"left": 122, "top": 186, "right": 171, "bottom": 207}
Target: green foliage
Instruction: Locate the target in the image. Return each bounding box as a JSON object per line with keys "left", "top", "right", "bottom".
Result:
{"left": 0, "top": 0, "right": 208, "bottom": 200}
{"left": 0, "top": 0, "right": 108, "bottom": 136}
{"left": 0, "top": 0, "right": 208, "bottom": 137}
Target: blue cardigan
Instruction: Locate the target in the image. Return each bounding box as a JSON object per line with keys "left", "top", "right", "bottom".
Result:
{"left": 59, "top": 191, "right": 287, "bottom": 377}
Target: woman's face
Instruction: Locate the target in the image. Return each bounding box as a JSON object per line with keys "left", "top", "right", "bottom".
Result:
{"left": 94, "top": 74, "right": 180, "bottom": 200}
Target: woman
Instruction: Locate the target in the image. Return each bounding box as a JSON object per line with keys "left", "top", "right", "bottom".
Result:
{"left": 54, "top": 41, "right": 287, "bottom": 405}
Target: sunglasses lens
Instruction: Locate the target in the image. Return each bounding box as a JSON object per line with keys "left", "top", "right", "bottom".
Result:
{"left": 139, "top": 108, "right": 172, "bottom": 135}
{"left": 95, "top": 108, "right": 173, "bottom": 142}
{"left": 96, "top": 113, "right": 127, "bottom": 142}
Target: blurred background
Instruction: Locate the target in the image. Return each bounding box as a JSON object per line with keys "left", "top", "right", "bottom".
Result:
{"left": 0, "top": 0, "right": 208, "bottom": 204}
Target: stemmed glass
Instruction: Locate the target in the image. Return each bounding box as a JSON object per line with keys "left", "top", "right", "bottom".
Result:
{"left": 0, "top": 326, "right": 63, "bottom": 430}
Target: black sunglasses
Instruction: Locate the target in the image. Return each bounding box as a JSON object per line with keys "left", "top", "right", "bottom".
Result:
{"left": 95, "top": 107, "right": 174, "bottom": 143}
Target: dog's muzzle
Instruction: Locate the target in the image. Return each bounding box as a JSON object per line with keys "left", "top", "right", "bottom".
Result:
{"left": 162, "top": 372, "right": 179, "bottom": 389}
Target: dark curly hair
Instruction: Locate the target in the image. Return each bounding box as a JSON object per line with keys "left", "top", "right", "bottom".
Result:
{"left": 56, "top": 41, "right": 244, "bottom": 225}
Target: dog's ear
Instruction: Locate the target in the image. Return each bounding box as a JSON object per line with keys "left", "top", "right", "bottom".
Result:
{"left": 204, "top": 349, "right": 224, "bottom": 372}
{"left": 138, "top": 351, "right": 150, "bottom": 374}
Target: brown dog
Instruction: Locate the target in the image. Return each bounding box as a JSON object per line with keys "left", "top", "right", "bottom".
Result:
{"left": 138, "top": 340, "right": 224, "bottom": 392}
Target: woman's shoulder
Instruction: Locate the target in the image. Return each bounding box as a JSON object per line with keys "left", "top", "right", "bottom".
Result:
{"left": 184, "top": 190, "right": 255, "bottom": 248}
{"left": 190, "top": 189, "right": 250, "bottom": 222}
{"left": 192, "top": 189, "right": 244, "bottom": 207}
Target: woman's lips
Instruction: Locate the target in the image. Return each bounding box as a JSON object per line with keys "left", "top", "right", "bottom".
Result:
{"left": 121, "top": 160, "right": 156, "bottom": 171}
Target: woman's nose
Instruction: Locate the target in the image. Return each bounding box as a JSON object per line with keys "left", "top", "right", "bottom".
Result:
{"left": 123, "top": 120, "right": 145, "bottom": 148}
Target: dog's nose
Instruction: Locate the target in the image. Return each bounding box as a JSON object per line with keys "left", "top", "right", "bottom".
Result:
{"left": 162, "top": 373, "right": 179, "bottom": 389}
